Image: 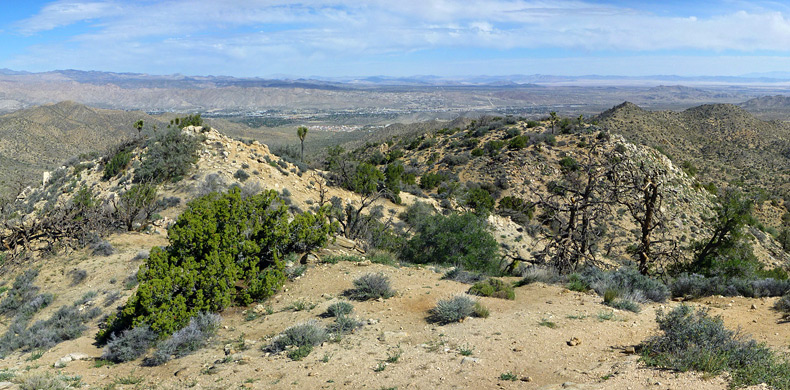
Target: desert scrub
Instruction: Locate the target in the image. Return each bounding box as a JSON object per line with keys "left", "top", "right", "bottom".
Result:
{"left": 671, "top": 274, "right": 790, "bottom": 299}
{"left": 266, "top": 320, "right": 327, "bottom": 354}
{"left": 101, "top": 326, "right": 158, "bottom": 363}
{"left": 429, "top": 295, "right": 488, "bottom": 324}
{"left": 97, "top": 187, "right": 335, "bottom": 342}
{"left": 347, "top": 273, "right": 395, "bottom": 300}
{"left": 516, "top": 266, "right": 561, "bottom": 286}
{"left": 641, "top": 305, "right": 790, "bottom": 389}
{"left": 324, "top": 301, "right": 354, "bottom": 317}
{"left": 776, "top": 294, "right": 790, "bottom": 312}
{"left": 103, "top": 149, "right": 132, "bottom": 180}
{"left": 17, "top": 372, "right": 70, "bottom": 390}
{"left": 467, "top": 278, "right": 515, "bottom": 300}
{"left": 442, "top": 268, "right": 485, "bottom": 284}
{"left": 327, "top": 315, "right": 363, "bottom": 336}
{"left": 144, "top": 312, "right": 221, "bottom": 366}
{"left": 0, "top": 269, "right": 45, "bottom": 315}
{"left": 134, "top": 127, "right": 204, "bottom": 183}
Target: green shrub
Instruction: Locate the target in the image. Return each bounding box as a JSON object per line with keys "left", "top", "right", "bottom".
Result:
{"left": 468, "top": 278, "right": 515, "bottom": 300}
{"left": 135, "top": 127, "right": 203, "bottom": 183}
{"left": 463, "top": 187, "right": 495, "bottom": 215}
{"left": 347, "top": 273, "right": 395, "bottom": 301}
{"left": 507, "top": 135, "right": 529, "bottom": 150}
{"left": 558, "top": 156, "right": 579, "bottom": 173}
{"left": 420, "top": 172, "right": 451, "bottom": 190}
{"left": 565, "top": 273, "right": 589, "bottom": 292}
{"left": 103, "top": 150, "right": 132, "bottom": 180}
{"left": 287, "top": 345, "right": 313, "bottom": 361}
{"left": 367, "top": 250, "right": 398, "bottom": 266}
{"left": 484, "top": 140, "right": 505, "bottom": 156}
{"left": 497, "top": 196, "right": 534, "bottom": 224}
{"left": 402, "top": 212, "right": 501, "bottom": 274}
{"left": 641, "top": 305, "right": 790, "bottom": 389}
{"left": 97, "top": 188, "right": 334, "bottom": 342}
{"left": 233, "top": 169, "right": 249, "bottom": 182}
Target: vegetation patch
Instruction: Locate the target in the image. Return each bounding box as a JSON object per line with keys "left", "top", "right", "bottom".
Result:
{"left": 641, "top": 305, "right": 790, "bottom": 389}
{"left": 266, "top": 320, "right": 327, "bottom": 357}
{"left": 324, "top": 301, "right": 354, "bottom": 317}
{"left": 402, "top": 212, "right": 502, "bottom": 274}
{"left": 429, "top": 295, "right": 489, "bottom": 325}
{"left": 97, "top": 187, "right": 334, "bottom": 342}
{"left": 467, "top": 278, "right": 515, "bottom": 300}
{"left": 346, "top": 273, "right": 395, "bottom": 301}
{"left": 144, "top": 312, "right": 221, "bottom": 366}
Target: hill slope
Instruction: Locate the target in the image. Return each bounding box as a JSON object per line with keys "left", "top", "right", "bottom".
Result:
{"left": 596, "top": 102, "right": 790, "bottom": 219}
{"left": 0, "top": 101, "right": 162, "bottom": 198}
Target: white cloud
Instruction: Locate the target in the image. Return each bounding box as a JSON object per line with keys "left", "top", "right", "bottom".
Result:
{"left": 7, "top": 0, "right": 790, "bottom": 75}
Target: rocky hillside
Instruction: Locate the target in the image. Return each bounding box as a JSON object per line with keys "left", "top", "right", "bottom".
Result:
{"left": 739, "top": 95, "right": 790, "bottom": 120}
{"left": 596, "top": 102, "right": 790, "bottom": 228}
{"left": 0, "top": 101, "right": 164, "bottom": 199}
{"left": 0, "top": 114, "right": 789, "bottom": 389}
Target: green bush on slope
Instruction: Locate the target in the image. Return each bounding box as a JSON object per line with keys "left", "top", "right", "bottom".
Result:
{"left": 97, "top": 187, "right": 334, "bottom": 342}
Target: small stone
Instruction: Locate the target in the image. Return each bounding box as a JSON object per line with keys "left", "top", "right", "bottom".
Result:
{"left": 624, "top": 346, "right": 636, "bottom": 354}
{"left": 224, "top": 344, "right": 236, "bottom": 356}
{"left": 521, "top": 376, "right": 533, "bottom": 382}
{"left": 461, "top": 357, "right": 480, "bottom": 364}
{"left": 54, "top": 356, "right": 73, "bottom": 368}
{"left": 567, "top": 337, "right": 582, "bottom": 347}
{"left": 751, "top": 304, "right": 758, "bottom": 310}
{"left": 368, "top": 318, "right": 379, "bottom": 325}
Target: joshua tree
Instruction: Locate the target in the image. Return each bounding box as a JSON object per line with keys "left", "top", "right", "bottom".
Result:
{"left": 134, "top": 120, "right": 144, "bottom": 135}
{"left": 297, "top": 126, "right": 308, "bottom": 161}
{"left": 549, "top": 112, "right": 558, "bottom": 134}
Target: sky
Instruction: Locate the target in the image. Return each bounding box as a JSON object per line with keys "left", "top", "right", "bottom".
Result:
{"left": 2, "top": 0, "right": 790, "bottom": 78}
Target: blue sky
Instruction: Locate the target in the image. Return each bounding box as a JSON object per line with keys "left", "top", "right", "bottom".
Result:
{"left": 2, "top": 0, "right": 790, "bottom": 78}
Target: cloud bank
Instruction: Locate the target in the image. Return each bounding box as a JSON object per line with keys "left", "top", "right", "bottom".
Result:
{"left": 5, "top": 0, "right": 790, "bottom": 76}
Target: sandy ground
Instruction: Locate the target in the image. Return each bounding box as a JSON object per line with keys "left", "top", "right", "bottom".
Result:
{"left": 3, "top": 246, "right": 789, "bottom": 390}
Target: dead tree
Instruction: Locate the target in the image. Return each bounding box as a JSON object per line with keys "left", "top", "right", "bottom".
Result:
{"left": 536, "top": 139, "right": 615, "bottom": 273}
{"left": 610, "top": 150, "right": 680, "bottom": 275}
